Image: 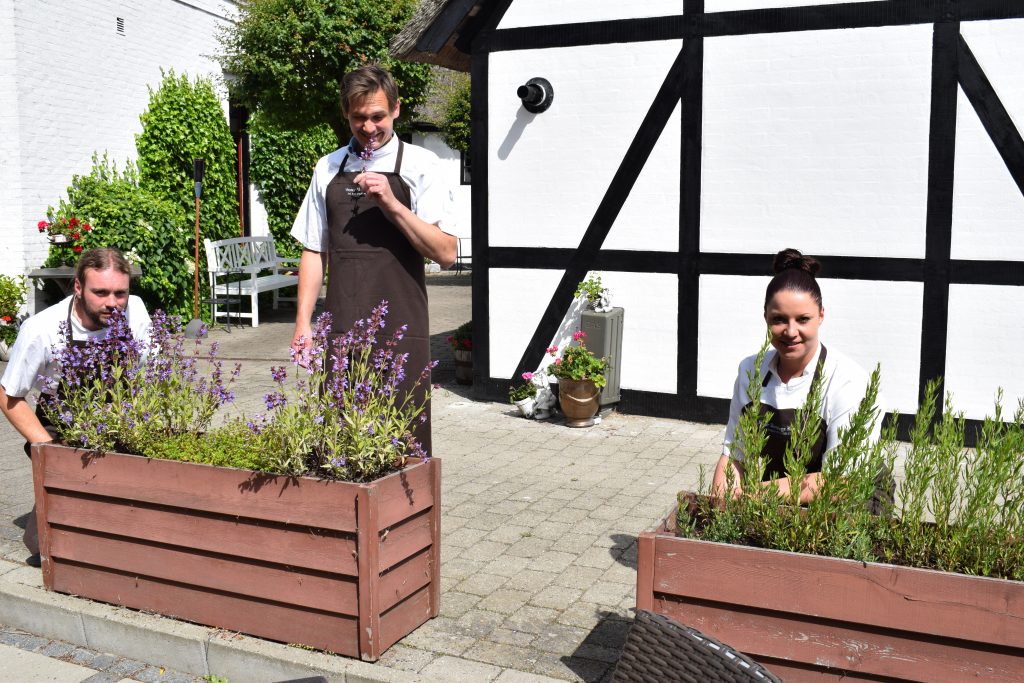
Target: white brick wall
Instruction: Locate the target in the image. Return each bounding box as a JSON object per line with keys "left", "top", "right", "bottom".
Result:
{"left": 1, "top": 0, "right": 237, "bottom": 304}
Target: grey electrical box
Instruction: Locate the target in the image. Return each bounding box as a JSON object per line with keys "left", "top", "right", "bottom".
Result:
{"left": 580, "top": 307, "right": 624, "bottom": 408}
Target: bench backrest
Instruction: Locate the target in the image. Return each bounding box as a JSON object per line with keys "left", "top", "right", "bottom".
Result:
{"left": 204, "top": 236, "right": 280, "bottom": 275}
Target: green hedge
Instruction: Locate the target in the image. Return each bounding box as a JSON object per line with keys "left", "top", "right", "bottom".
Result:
{"left": 136, "top": 70, "right": 239, "bottom": 244}
{"left": 248, "top": 112, "right": 337, "bottom": 258}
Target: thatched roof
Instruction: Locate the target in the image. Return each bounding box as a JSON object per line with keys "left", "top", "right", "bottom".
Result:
{"left": 390, "top": 0, "right": 485, "bottom": 72}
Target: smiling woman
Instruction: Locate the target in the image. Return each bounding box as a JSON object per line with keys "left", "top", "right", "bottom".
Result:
{"left": 711, "top": 248, "right": 880, "bottom": 504}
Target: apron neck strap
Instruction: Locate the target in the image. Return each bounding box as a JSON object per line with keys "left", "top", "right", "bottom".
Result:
{"left": 762, "top": 344, "right": 828, "bottom": 387}
{"left": 342, "top": 138, "right": 404, "bottom": 174}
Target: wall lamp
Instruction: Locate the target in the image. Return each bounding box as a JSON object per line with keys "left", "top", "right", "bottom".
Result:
{"left": 517, "top": 77, "right": 553, "bottom": 113}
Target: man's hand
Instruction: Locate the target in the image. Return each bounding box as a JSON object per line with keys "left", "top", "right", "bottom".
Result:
{"left": 353, "top": 172, "right": 397, "bottom": 211}
{"left": 711, "top": 455, "right": 743, "bottom": 508}
{"left": 0, "top": 386, "right": 52, "bottom": 445}
{"left": 290, "top": 323, "right": 313, "bottom": 367}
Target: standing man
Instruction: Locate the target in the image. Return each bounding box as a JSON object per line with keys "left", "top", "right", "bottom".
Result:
{"left": 290, "top": 64, "right": 457, "bottom": 454}
{"left": 0, "top": 248, "right": 151, "bottom": 561}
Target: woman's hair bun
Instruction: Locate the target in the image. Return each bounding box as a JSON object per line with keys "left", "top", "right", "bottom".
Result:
{"left": 773, "top": 248, "right": 821, "bottom": 276}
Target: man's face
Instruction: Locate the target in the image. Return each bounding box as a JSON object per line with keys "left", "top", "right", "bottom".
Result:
{"left": 73, "top": 267, "right": 130, "bottom": 331}
{"left": 345, "top": 89, "right": 399, "bottom": 152}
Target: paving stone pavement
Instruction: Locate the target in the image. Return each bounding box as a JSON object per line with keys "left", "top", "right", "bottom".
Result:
{"left": 0, "top": 273, "right": 725, "bottom": 682}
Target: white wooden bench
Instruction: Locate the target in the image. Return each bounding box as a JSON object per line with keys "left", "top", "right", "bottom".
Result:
{"left": 203, "top": 236, "right": 299, "bottom": 327}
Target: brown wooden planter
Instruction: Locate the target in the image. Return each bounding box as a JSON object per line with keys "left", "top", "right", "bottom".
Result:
{"left": 30, "top": 443, "right": 441, "bottom": 661}
{"left": 637, "top": 502, "right": 1024, "bottom": 682}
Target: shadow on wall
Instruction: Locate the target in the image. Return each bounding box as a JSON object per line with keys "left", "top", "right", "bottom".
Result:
{"left": 497, "top": 107, "right": 537, "bottom": 160}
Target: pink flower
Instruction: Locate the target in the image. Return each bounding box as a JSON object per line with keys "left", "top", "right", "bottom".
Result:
{"left": 554, "top": 358, "right": 562, "bottom": 365}
{"left": 572, "top": 330, "right": 586, "bottom": 341}
{"left": 37, "top": 220, "right": 48, "bottom": 231}
{"left": 546, "top": 346, "right": 558, "bottom": 354}
{"left": 522, "top": 372, "right": 533, "bottom": 381}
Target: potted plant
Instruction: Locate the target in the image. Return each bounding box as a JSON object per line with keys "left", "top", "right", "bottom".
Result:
{"left": 575, "top": 272, "right": 611, "bottom": 312}
{"left": 448, "top": 320, "right": 472, "bottom": 385}
{"left": 509, "top": 372, "right": 539, "bottom": 417}
{"left": 38, "top": 214, "right": 93, "bottom": 267}
{"left": 31, "top": 301, "right": 441, "bottom": 661}
{"left": 0, "top": 273, "right": 28, "bottom": 361}
{"left": 636, "top": 346, "right": 1024, "bottom": 681}
{"left": 547, "top": 331, "right": 607, "bottom": 427}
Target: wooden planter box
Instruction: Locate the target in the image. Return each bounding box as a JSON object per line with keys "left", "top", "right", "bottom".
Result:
{"left": 637, "top": 502, "right": 1024, "bottom": 682}
{"left": 30, "top": 443, "right": 441, "bottom": 661}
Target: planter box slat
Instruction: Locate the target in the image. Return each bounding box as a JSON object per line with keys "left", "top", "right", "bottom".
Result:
{"left": 379, "top": 583, "right": 433, "bottom": 653}
{"left": 51, "top": 562, "right": 362, "bottom": 656}
{"left": 638, "top": 504, "right": 1024, "bottom": 682}
{"left": 49, "top": 528, "right": 360, "bottom": 615}
{"left": 41, "top": 449, "right": 358, "bottom": 532}
{"left": 376, "top": 461, "right": 436, "bottom": 529}
{"left": 379, "top": 510, "right": 433, "bottom": 571}
{"left": 32, "top": 445, "right": 440, "bottom": 661}
{"left": 379, "top": 547, "right": 432, "bottom": 612}
{"left": 654, "top": 596, "right": 1024, "bottom": 682}
{"left": 650, "top": 520, "right": 1024, "bottom": 649}
{"left": 46, "top": 490, "right": 358, "bottom": 575}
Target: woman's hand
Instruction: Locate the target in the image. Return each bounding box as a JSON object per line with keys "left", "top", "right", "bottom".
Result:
{"left": 711, "top": 455, "right": 743, "bottom": 508}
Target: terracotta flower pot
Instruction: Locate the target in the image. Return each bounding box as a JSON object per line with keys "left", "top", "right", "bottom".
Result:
{"left": 637, "top": 499, "right": 1024, "bottom": 682}
{"left": 30, "top": 443, "right": 441, "bottom": 661}
{"left": 558, "top": 378, "right": 600, "bottom": 427}
{"left": 453, "top": 348, "right": 472, "bottom": 385}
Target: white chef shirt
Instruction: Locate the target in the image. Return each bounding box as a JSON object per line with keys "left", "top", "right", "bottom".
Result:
{"left": 290, "top": 135, "right": 455, "bottom": 253}
{"left": 0, "top": 295, "right": 152, "bottom": 407}
{"left": 722, "top": 343, "right": 880, "bottom": 463}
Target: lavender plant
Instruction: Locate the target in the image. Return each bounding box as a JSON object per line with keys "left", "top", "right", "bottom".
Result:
{"left": 40, "top": 302, "right": 432, "bottom": 484}
{"left": 247, "top": 300, "right": 434, "bottom": 482}
{"left": 39, "top": 310, "right": 240, "bottom": 453}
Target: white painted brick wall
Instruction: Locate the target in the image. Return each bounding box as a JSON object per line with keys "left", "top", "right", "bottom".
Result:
{"left": 2, "top": 0, "right": 237, "bottom": 305}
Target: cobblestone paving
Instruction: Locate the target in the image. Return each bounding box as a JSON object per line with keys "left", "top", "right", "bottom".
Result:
{"left": 0, "top": 272, "right": 725, "bottom": 682}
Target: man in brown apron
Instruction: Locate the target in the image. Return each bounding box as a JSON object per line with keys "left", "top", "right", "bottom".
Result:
{"left": 290, "top": 65, "right": 457, "bottom": 456}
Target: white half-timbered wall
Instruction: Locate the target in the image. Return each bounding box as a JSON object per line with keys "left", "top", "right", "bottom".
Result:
{"left": 481, "top": 1, "right": 1024, "bottom": 421}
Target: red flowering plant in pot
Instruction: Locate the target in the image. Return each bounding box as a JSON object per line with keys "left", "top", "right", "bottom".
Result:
{"left": 547, "top": 331, "right": 607, "bottom": 427}
{"left": 31, "top": 300, "right": 442, "bottom": 659}
{"left": 38, "top": 214, "right": 93, "bottom": 266}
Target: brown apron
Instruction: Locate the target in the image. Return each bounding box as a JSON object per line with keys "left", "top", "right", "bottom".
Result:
{"left": 324, "top": 140, "right": 431, "bottom": 454}
{"left": 741, "top": 346, "right": 828, "bottom": 480}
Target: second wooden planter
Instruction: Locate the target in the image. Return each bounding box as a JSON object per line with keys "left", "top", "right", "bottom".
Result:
{"left": 31, "top": 443, "right": 441, "bottom": 661}
{"left": 637, "top": 502, "right": 1024, "bottom": 682}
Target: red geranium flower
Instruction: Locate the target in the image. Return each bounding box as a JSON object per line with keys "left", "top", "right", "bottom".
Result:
{"left": 69, "top": 217, "right": 80, "bottom": 227}
{"left": 82, "top": 224, "right": 92, "bottom": 232}
{"left": 70, "top": 232, "right": 80, "bottom": 240}
{"left": 72, "top": 245, "right": 83, "bottom": 253}
{"left": 37, "top": 220, "right": 48, "bottom": 231}
{"left": 1, "top": 315, "right": 11, "bottom": 323}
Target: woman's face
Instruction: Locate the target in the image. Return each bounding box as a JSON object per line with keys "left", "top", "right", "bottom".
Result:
{"left": 764, "top": 289, "right": 824, "bottom": 373}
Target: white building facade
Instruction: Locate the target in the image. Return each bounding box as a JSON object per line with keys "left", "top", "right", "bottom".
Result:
{"left": 0, "top": 0, "right": 239, "bottom": 307}
{"left": 397, "top": 1, "right": 1024, "bottom": 424}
